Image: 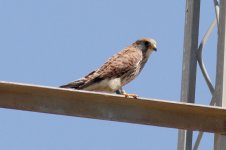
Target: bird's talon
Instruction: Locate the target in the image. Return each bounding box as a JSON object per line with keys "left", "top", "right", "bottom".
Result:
{"left": 123, "top": 93, "right": 138, "bottom": 99}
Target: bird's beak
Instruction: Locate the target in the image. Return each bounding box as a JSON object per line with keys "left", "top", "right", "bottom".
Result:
{"left": 153, "top": 44, "right": 157, "bottom": 51}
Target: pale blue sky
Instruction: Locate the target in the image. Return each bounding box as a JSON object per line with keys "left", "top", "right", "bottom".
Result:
{"left": 0, "top": 0, "right": 218, "bottom": 149}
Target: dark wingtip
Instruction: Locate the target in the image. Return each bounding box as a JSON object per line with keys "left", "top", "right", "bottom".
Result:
{"left": 59, "top": 84, "right": 71, "bottom": 88}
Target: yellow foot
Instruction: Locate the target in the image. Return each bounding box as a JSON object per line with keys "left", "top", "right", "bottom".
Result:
{"left": 123, "top": 93, "right": 138, "bottom": 99}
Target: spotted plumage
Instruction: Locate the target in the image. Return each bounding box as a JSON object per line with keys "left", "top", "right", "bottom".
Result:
{"left": 60, "top": 38, "right": 157, "bottom": 97}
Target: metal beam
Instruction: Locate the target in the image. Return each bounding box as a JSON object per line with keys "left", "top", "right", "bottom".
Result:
{"left": 0, "top": 81, "right": 226, "bottom": 134}
{"left": 178, "top": 0, "right": 200, "bottom": 150}
{"left": 214, "top": 0, "right": 226, "bottom": 149}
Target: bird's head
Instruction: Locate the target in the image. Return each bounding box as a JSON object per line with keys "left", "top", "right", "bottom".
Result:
{"left": 133, "top": 38, "right": 157, "bottom": 54}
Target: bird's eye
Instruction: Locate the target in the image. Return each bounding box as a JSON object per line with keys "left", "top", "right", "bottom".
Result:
{"left": 144, "top": 41, "right": 149, "bottom": 47}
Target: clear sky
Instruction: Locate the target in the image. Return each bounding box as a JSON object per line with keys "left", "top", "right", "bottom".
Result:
{"left": 0, "top": 0, "right": 218, "bottom": 149}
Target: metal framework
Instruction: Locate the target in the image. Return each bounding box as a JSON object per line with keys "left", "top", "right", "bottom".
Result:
{"left": 0, "top": 0, "right": 225, "bottom": 150}
{"left": 178, "top": 0, "right": 226, "bottom": 150}
{"left": 1, "top": 81, "right": 226, "bottom": 134}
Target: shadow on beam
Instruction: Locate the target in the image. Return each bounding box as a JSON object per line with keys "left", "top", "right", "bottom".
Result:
{"left": 0, "top": 81, "right": 226, "bottom": 133}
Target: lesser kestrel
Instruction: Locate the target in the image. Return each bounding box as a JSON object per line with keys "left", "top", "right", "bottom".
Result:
{"left": 60, "top": 38, "right": 157, "bottom": 98}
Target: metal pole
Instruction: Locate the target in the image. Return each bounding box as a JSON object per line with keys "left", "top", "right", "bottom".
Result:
{"left": 214, "top": 0, "right": 226, "bottom": 149}
{"left": 178, "top": 0, "right": 200, "bottom": 149}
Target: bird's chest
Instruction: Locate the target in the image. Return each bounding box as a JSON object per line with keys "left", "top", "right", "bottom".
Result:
{"left": 84, "top": 78, "right": 122, "bottom": 93}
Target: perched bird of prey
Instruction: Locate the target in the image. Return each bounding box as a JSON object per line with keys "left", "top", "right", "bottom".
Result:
{"left": 60, "top": 38, "right": 157, "bottom": 98}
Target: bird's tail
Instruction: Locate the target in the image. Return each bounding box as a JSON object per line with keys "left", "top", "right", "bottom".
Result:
{"left": 60, "top": 71, "right": 96, "bottom": 89}
{"left": 60, "top": 78, "right": 86, "bottom": 89}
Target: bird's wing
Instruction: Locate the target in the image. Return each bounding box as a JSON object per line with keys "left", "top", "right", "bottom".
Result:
{"left": 60, "top": 47, "right": 142, "bottom": 89}
{"left": 81, "top": 47, "right": 142, "bottom": 88}
{"left": 96, "top": 49, "right": 139, "bottom": 79}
